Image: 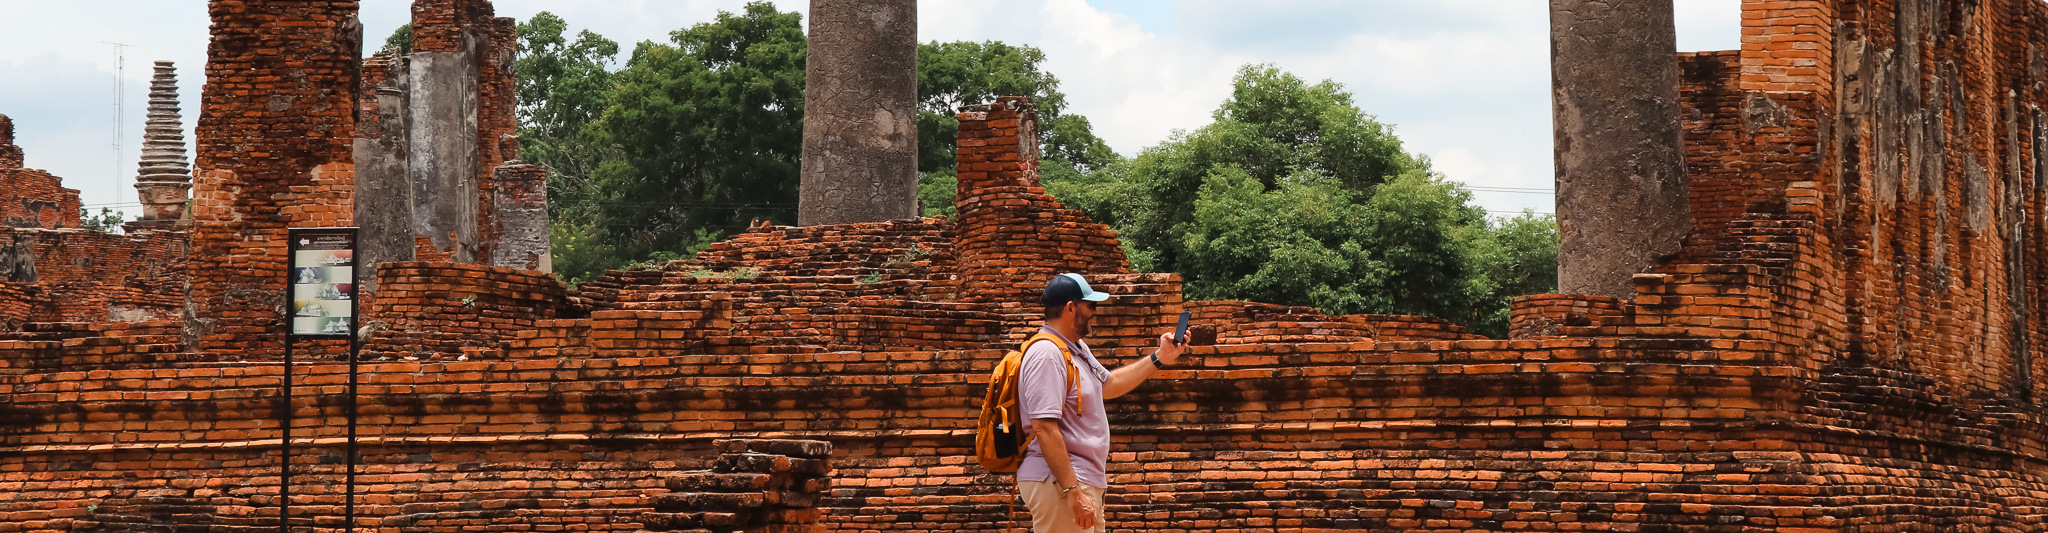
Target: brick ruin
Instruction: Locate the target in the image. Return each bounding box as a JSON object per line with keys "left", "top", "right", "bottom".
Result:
{"left": 0, "top": 112, "right": 188, "bottom": 331}
{"left": 9, "top": 0, "right": 2048, "bottom": 531}
{"left": 355, "top": 0, "right": 541, "bottom": 280}
{"left": 0, "top": 116, "right": 83, "bottom": 232}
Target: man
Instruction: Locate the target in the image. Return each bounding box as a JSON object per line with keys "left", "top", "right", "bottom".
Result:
{"left": 1016, "top": 273, "right": 1187, "bottom": 533}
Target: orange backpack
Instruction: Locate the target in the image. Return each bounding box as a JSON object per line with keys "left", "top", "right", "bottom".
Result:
{"left": 976, "top": 332, "right": 1080, "bottom": 472}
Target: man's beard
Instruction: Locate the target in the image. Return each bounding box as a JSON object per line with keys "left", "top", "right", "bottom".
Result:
{"left": 1076, "top": 317, "right": 1092, "bottom": 338}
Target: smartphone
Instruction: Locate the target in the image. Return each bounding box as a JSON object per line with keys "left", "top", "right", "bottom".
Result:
{"left": 1174, "top": 311, "right": 1191, "bottom": 346}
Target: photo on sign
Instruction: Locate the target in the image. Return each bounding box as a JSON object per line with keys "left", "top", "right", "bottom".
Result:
{"left": 294, "top": 301, "right": 331, "bottom": 318}
{"left": 286, "top": 229, "right": 357, "bottom": 338}
{"left": 324, "top": 267, "right": 354, "bottom": 287}
{"left": 292, "top": 316, "right": 354, "bottom": 336}
{"left": 293, "top": 267, "right": 325, "bottom": 285}
{"left": 294, "top": 249, "right": 353, "bottom": 269}
{"left": 294, "top": 282, "right": 354, "bottom": 303}
{"left": 317, "top": 283, "right": 353, "bottom": 301}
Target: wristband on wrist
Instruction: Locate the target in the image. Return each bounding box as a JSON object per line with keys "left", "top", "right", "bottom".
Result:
{"left": 1149, "top": 351, "right": 1166, "bottom": 368}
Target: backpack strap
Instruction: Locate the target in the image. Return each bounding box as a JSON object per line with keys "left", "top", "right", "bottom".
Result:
{"left": 1017, "top": 332, "right": 1083, "bottom": 453}
{"left": 1022, "top": 332, "right": 1082, "bottom": 410}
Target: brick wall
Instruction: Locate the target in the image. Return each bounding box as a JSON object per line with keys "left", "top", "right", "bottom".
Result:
{"left": 360, "top": 261, "right": 569, "bottom": 360}
{"left": 0, "top": 227, "right": 187, "bottom": 324}
{"left": 0, "top": 282, "right": 49, "bottom": 330}
{"left": 1704, "top": 0, "right": 2048, "bottom": 402}
{"left": 187, "top": 0, "right": 361, "bottom": 358}
{"left": 1506, "top": 294, "right": 1629, "bottom": 340}
{"left": 12, "top": 310, "right": 2048, "bottom": 530}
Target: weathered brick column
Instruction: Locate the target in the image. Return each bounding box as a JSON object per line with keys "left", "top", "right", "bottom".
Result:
{"left": 953, "top": 97, "right": 1128, "bottom": 305}
{"left": 354, "top": 51, "right": 412, "bottom": 291}
{"left": 490, "top": 162, "right": 550, "bottom": 272}
{"left": 1550, "top": 0, "right": 1689, "bottom": 300}
{"left": 353, "top": 0, "right": 522, "bottom": 292}
{"left": 350, "top": 0, "right": 516, "bottom": 287}
{"left": 798, "top": 0, "right": 918, "bottom": 226}
{"left": 187, "top": 0, "right": 362, "bottom": 355}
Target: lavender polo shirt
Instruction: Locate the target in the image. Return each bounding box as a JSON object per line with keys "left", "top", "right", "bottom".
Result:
{"left": 1016, "top": 326, "right": 1113, "bottom": 489}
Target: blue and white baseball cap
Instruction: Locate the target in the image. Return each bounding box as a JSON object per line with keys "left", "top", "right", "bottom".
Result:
{"left": 1041, "top": 273, "right": 1111, "bottom": 306}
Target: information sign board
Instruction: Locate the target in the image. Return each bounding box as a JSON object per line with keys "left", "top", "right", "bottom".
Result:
{"left": 287, "top": 227, "right": 358, "bottom": 338}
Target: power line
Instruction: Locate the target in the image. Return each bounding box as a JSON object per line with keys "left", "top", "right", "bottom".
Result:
{"left": 1464, "top": 185, "right": 1553, "bottom": 191}
{"left": 1466, "top": 187, "right": 1555, "bottom": 195}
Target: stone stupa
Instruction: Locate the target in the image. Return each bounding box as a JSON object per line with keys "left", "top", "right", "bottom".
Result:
{"left": 132, "top": 60, "right": 192, "bottom": 227}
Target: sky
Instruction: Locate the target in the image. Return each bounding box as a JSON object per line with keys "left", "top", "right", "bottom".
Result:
{"left": 0, "top": 0, "right": 1742, "bottom": 218}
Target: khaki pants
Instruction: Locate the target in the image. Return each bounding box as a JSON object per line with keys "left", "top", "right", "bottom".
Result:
{"left": 1017, "top": 480, "right": 1107, "bottom": 533}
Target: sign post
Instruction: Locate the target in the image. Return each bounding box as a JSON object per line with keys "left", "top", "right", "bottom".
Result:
{"left": 284, "top": 227, "right": 360, "bottom": 533}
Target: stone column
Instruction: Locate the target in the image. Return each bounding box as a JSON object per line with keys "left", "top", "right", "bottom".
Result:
{"left": 354, "top": 51, "right": 414, "bottom": 293}
{"left": 1550, "top": 0, "right": 1689, "bottom": 299}
{"left": 798, "top": 0, "right": 918, "bottom": 226}
{"left": 406, "top": 0, "right": 485, "bottom": 264}
{"left": 134, "top": 61, "right": 192, "bottom": 225}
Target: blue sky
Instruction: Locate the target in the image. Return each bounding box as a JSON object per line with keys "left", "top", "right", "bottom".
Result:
{"left": 0, "top": 1, "right": 1741, "bottom": 218}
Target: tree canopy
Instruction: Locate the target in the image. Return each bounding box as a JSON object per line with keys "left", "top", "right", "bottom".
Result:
{"left": 588, "top": 2, "right": 807, "bottom": 255}
{"left": 1050, "top": 65, "right": 1556, "bottom": 336}
{"left": 914, "top": 40, "right": 1118, "bottom": 217}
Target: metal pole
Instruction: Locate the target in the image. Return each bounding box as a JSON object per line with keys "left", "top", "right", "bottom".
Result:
{"left": 280, "top": 333, "right": 292, "bottom": 533}
{"left": 281, "top": 226, "right": 297, "bottom": 533}
{"left": 346, "top": 259, "right": 360, "bottom": 533}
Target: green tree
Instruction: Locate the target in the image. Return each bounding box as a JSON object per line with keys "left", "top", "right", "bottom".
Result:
{"left": 586, "top": 1, "right": 807, "bottom": 263}
{"left": 914, "top": 41, "right": 1119, "bottom": 217}
{"left": 79, "top": 208, "right": 125, "bottom": 234}
{"left": 547, "top": 221, "right": 616, "bottom": 286}
{"left": 515, "top": 12, "right": 622, "bottom": 225}
{"left": 1112, "top": 64, "right": 1428, "bottom": 275}
{"left": 1069, "top": 63, "right": 1557, "bottom": 336}
{"left": 381, "top": 24, "right": 413, "bottom": 55}
{"left": 1172, "top": 167, "right": 1483, "bottom": 320}
{"left": 1461, "top": 211, "right": 1561, "bottom": 337}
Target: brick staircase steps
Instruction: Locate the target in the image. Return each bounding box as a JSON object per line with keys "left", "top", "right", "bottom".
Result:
{"left": 639, "top": 439, "right": 832, "bottom": 533}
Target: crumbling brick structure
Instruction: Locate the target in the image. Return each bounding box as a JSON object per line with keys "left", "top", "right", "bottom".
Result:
{"left": 19, "top": 0, "right": 2048, "bottom": 531}
{"left": 185, "top": 0, "right": 363, "bottom": 357}
{"left": 0, "top": 115, "right": 188, "bottom": 327}
{"left": 0, "top": 115, "right": 83, "bottom": 231}
{"left": 354, "top": 0, "right": 541, "bottom": 291}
